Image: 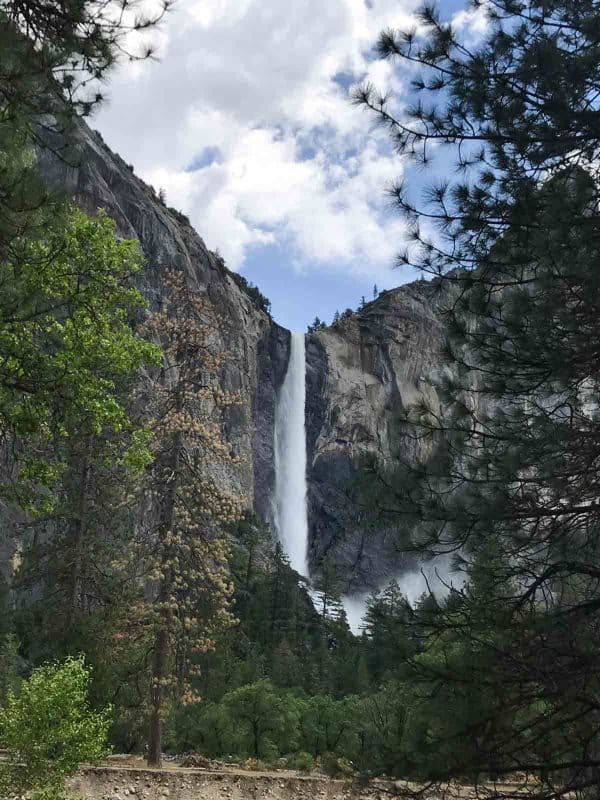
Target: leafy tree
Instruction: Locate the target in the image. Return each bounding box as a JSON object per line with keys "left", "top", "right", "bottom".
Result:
{"left": 3, "top": 206, "right": 157, "bottom": 725}
{"left": 0, "top": 206, "right": 156, "bottom": 509}
{"left": 299, "top": 695, "right": 348, "bottom": 757}
{"left": 344, "top": 684, "right": 409, "bottom": 775}
{"left": 222, "top": 681, "right": 300, "bottom": 760}
{"left": 356, "top": 1, "right": 600, "bottom": 794}
{"left": 166, "top": 701, "right": 235, "bottom": 757}
{"left": 0, "top": 656, "right": 110, "bottom": 800}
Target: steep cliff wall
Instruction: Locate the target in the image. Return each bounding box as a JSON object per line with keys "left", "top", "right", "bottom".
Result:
{"left": 306, "top": 283, "right": 447, "bottom": 591}
{"left": 37, "top": 120, "right": 290, "bottom": 519}
{"left": 35, "top": 118, "right": 450, "bottom": 593}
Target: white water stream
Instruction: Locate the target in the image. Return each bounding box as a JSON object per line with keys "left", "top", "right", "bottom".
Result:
{"left": 273, "top": 332, "right": 309, "bottom": 577}
{"left": 273, "top": 332, "right": 458, "bottom": 623}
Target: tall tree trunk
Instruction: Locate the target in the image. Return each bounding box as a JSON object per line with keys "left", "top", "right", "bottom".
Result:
{"left": 67, "top": 446, "right": 91, "bottom": 629}
{"left": 147, "top": 625, "right": 169, "bottom": 768}
{"left": 253, "top": 720, "right": 260, "bottom": 759}
{"left": 147, "top": 429, "right": 181, "bottom": 768}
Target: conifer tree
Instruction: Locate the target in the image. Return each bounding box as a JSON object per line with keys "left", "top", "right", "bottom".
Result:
{"left": 140, "top": 271, "right": 241, "bottom": 767}
{"left": 356, "top": 2, "right": 600, "bottom": 795}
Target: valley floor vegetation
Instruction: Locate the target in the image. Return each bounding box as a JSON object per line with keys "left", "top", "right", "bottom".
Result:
{"left": 2, "top": 1, "right": 600, "bottom": 800}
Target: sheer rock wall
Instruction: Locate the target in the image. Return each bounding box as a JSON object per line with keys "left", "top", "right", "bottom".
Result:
{"left": 306, "top": 285, "right": 446, "bottom": 590}
{"left": 33, "top": 119, "right": 448, "bottom": 591}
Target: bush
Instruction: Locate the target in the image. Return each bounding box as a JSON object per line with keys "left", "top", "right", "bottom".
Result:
{"left": 286, "top": 751, "right": 314, "bottom": 772}
{"left": 0, "top": 656, "right": 111, "bottom": 800}
{"left": 320, "top": 752, "right": 353, "bottom": 777}
{"left": 222, "top": 681, "right": 300, "bottom": 759}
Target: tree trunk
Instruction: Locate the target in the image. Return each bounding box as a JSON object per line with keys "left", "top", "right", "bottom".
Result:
{"left": 253, "top": 720, "right": 260, "bottom": 759}
{"left": 147, "top": 625, "right": 169, "bottom": 768}
{"left": 147, "top": 428, "right": 181, "bottom": 768}
{"left": 67, "top": 448, "right": 91, "bottom": 629}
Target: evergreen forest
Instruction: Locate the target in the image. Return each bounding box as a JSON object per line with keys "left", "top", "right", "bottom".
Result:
{"left": 1, "top": 2, "right": 600, "bottom": 800}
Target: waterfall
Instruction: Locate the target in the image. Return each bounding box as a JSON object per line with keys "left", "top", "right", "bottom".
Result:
{"left": 273, "top": 332, "right": 309, "bottom": 577}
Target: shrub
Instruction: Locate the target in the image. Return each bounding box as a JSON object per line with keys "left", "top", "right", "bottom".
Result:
{"left": 321, "top": 752, "right": 353, "bottom": 777}
{"left": 222, "top": 681, "right": 300, "bottom": 759}
{"left": 286, "top": 751, "right": 313, "bottom": 772}
{"left": 0, "top": 656, "right": 111, "bottom": 800}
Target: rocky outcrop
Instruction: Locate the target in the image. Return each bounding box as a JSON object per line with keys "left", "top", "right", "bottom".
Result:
{"left": 306, "top": 284, "right": 447, "bottom": 591}
{"left": 37, "top": 120, "right": 290, "bottom": 519}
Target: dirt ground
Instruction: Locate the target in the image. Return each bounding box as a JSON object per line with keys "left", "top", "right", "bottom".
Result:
{"left": 68, "top": 763, "right": 379, "bottom": 800}
{"left": 66, "top": 760, "right": 533, "bottom": 800}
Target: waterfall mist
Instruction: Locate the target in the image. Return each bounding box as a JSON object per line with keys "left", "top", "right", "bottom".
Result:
{"left": 273, "top": 332, "right": 309, "bottom": 577}
{"left": 342, "top": 556, "right": 460, "bottom": 633}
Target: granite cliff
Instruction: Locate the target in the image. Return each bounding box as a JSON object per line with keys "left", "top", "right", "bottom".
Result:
{"left": 35, "top": 118, "right": 447, "bottom": 592}
{"left": 37, "top": 119, "right": 291, "bottom": 525}
{"left": 306, "top": 284, "right": 447, "bottom": 591}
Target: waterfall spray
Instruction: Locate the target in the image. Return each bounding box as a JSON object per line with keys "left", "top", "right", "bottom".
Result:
{"left": 273, "top": 332, "right": 309, "bottom": 577}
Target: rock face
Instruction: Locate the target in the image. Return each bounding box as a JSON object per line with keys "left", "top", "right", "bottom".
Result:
{"left": 35, "top": 118, "right": 449, "bottom": 592}
{"left": 306, "top": 285, "right": 447, "bottom": 591}
{"left": 37, "top": 120, "right": 291, "bottom": 520}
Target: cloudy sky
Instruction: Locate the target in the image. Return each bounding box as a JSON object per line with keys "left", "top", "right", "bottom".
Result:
{"left": 95, "top": 0, "right": 482, "bottom": 331}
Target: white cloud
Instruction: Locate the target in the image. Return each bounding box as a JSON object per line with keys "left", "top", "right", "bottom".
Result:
{"left": 451, "top": 1, "right": 490, "bottom": 39}
{"left": 95, "top": 0, "right": 422, "bottom": 274}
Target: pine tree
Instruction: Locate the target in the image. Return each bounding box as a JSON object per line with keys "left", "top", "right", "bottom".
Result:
{"left": 0, "top": 0, "right": 169, "bottom": 272}
{"left": 356, "top": 2, "right": 600, "bottom": 794}
{"left": 307, "top": 317, "right": 325, "bottom": 333}
{"left": 0, "top": 0, "right": 168, "bottom": 131}
{"left": 312, "top": 553, "right": 344, "bottom": 622}
{"left": 362, "top": 581, "right": 414, "bottom": 682}
{"left": 139, "top": 272, "right": 241, "bottom": 767}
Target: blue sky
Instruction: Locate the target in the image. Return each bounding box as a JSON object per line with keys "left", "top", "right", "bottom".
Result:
{"left": 96, "top": 0, "right": 487, "bottom": 332}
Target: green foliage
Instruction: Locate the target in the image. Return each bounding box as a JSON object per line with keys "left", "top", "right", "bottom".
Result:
{"left": 0, "top": 204, "right": 158, "bottom": 509}
{"left": 299, "top": 695, "right": 349, "bottom": 756}
{"left": 230, "top": 272, "right": 271, "bottom": 314}
{"left": 307, "top": 317, "right": 326, "bottom": 333}
{"left": 362, "top": 582, "right": 415, "bottom": 682}
{"left": 222, "top": 681, "right": 300, "bottom": 760}
{"left": 0, "top": 634, "right": 20, "bottom": 704}
{"left": 286, "top": 751, "right": 313, "bottom": 772}
{"left": 354, "top": 1, "right": 600, "bottom": 792}
{"left": 320, "top": 752, "right": 353, "bottom": 778}
{"left": 0, "top": 657, "right": 111, "bottom": 800}
{"left": 0, "top": 0, "right": 167, "bottom": 136}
